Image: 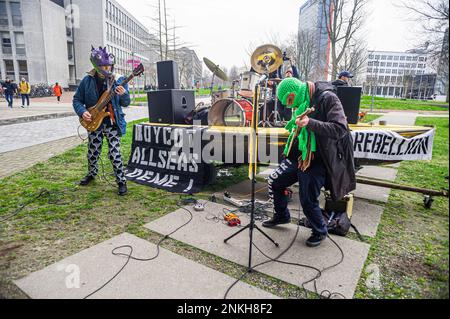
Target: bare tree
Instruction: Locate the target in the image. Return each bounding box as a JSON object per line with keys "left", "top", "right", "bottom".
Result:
{"left": 402, "top": 0, "right": 449, "bottom": 100}
{"left": 318, "top": 0, "right": 370, "bottom": 79}
{"left": 296, "top": 30, "right": 319, "bottom": 81}
{"left": 337, "top": 38, "right": 368, "bottom": 84}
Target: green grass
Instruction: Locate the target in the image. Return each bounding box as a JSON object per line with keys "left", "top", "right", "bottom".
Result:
{"left": 361, "top": 114, "right": 383, "bottom": 123}
{"left": 361, "top": 95, "right": 449, "bottom": 112}
{"left": 1, "top": 118, "right": 448, "bottom": 299}
{"left": 355, "top": 117, "right": 449, "bottom": 299}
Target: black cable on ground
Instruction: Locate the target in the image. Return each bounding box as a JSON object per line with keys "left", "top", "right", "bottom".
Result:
{"left": 83, "top": 197, "right": 195, "bottom": 299}
{"left": 223, "top": 207, "right": 347, "bottom": 300}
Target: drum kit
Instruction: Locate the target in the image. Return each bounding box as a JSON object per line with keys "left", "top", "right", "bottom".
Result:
{"left": 196, "top": 44, "right": 285, "bottom": 128}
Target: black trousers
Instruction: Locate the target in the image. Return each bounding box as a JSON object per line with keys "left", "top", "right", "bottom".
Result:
{"left": 268, "top": 158, "right": 328, "bottom": 236}
{"left": 87, "top": 122, "right": 126, "bottom": 185}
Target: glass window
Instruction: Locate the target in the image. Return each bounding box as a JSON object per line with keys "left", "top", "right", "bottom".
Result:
{"left": 413, "top": 56, "right": 418, "bottom": 61}
{"left": 0, "top": 1, "right": 8, "bottom": 26}
{"left": 18, "top": 60, "right": 27, "bottom": 77}
{"left": 394, "top": 56, "right": 399, "bottom": 60}
{"left": 381, "top": 55, "right": 387, "bottom": 60}
{"left": 375, "top": 54, "right": 380, "bottom": 59}
{"left": 367, "top": 68, "right": 373, "bottom": 73}
{"left": 388, "top": 55, "right": 393, "bottom": 60}
{"left": 393, "top": 63, "right": 398, "bottom": 67}
{"left": 1, "top": 32, "right": 12, "bottom": 54}
{"left": 14, "top": 32, "right": 25, "bottom": 55}
{"left": 380, "top": 62, "right": 386, "bottom": 67}
{"left": 406, "top": 56, "right": 412, "bottom": 61}
{"left": 5, "top": 59, "right": 15, "bottom": 78}
{"left": 387, "top": 62, "right": 392, "bottom": 67}
{"left": 10, "top": 2, "right": 22, "bottom": 27}
{"left": 379, "top": 69, "right": 385, "bottom": 73}
{"left": 419, "top": 57, "right": 425, "bottom": 62}
{"left": 400, "top": 56, "right": 405, "bottom": 61}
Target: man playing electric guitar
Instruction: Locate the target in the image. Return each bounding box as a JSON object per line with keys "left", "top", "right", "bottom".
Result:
{"left": 73, "top": 46, "right": 131, "bottom": 196}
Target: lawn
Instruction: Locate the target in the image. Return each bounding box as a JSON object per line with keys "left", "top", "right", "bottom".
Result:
{"left": 355, "top": 117, "right": 449, "bottom": 299}
{"left": 361, "top": 95, "right": 449, "bottom": 112}
{"left": 0, "top": 118, "right": 448, "bottom": 299}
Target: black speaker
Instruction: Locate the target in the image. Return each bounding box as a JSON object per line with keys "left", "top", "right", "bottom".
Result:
{"left": 336, "top": 86, "right": 362, "bottom": 124}
{"left": 148, "top": 89, "right": 195, "bottom": 124}
{"left": 157, "top": 60, "right": 180, "bottom": 90}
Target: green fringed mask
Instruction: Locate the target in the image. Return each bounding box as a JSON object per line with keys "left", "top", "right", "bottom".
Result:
{"left": 277, "top": 78, "right": 316, "bottom": 160}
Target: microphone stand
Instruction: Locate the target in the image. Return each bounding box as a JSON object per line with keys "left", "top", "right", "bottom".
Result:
{"left": 224, "top": 82, "right": 279, "bottom": 272}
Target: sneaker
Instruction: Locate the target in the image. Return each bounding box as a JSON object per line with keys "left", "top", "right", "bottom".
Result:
{"left": 262, "top": 216, "right": 291, "bottom": 228}
{"left": 118, "top": 183, "right": 128, "bottom": 196}
{"left": 306, "top": 233, "right": 327, "bottom": 248}
{"left": 21, "top": 105, "right": 24, "bottom": 108}
{"left": 79, "top": 175, "right": 95, "bottom": 186}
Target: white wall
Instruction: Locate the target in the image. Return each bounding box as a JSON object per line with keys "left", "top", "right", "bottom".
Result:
{"left": 41, "top": 0, "right": 70, "bottom": 87}
{"left": 71, "top": 0, "right": 104, "bottom": 83}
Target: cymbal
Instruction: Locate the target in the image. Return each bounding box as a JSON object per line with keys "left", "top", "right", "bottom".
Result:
{"left": 203, "top": 57, "right": 229, "bottom": 81}
{"left": 251, "top": 44, "right": 283, "bottom": 74}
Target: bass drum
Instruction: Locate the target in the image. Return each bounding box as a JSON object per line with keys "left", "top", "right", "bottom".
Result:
{"left": 208, "top": 98, "right": 254, "bottom": 127}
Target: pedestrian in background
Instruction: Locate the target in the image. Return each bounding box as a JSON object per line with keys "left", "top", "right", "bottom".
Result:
{"left": 53, "top": 82, "right": 63, "bottom": 103}
{"left": 19, "top": 78, "right": 31, "bottom": 108}
{"left": 1, "top": 78, "right": 17, "bottom": 108}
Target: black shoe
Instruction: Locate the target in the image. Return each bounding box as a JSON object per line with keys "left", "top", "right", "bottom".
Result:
{"left": 118, "top": 183, "right": 128, "bottom": 196}
{"left": 306, "top": 234, "right": 327, "bottom": 248}
{"left": 262, "top": 216, "right": 291, "bottom": 228}
{"left": 79, "top": 175, "right": 95, "bottom": 186}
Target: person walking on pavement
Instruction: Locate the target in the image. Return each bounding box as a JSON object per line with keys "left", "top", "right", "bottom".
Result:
{"left": 53, "top": 82, "right": 63, "bottom": 103}
{"left": 1, "top": 78, "right": 18, "bottom": 108}
{"left": 19, "top": 78, "right": 31, "bottom": 108}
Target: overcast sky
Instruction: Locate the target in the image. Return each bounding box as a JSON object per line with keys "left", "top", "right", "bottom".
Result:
{"left": 117, "top": 0, "right": 422, "bottom": 70}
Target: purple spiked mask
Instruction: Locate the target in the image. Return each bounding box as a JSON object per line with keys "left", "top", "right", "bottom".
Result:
{"left": 90, "top": 46, "right": 115, "bottom": 77}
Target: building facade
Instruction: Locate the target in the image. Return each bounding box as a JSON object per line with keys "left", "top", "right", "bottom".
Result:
{"left": 363, "top": 50, "right": 436, "bottom": 98}
{"left": 0, "top": 0, "right": 155, "bottom": 88}
{"left": 176, "top": 47, "right": 202, "bottom": 89}
{"left": 0, "top": 0, "right": 70, "bottom": 86}
{"left": 298, "top": 0, "right": 331, "bottom": 81}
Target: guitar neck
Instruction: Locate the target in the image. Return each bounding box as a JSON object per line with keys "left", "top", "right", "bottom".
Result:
{"left": 97, "top": 73, "right": 135, "bottom": 110}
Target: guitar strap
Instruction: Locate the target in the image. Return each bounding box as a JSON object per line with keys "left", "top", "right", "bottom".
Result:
{"left": 107, "top": 77, "right": 116, "bottom": 124}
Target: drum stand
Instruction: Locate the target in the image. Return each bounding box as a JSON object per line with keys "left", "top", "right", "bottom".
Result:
{"left": 269, "top": 84, "right": 283, "bottom": 126}
{"left": 210, "top": 73, "right": 216, "bottom": 104}
{"left": 258, "top": 65, "right": 272, "bottom": 128}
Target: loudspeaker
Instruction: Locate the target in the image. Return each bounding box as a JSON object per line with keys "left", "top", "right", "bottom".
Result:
{"left": 148, "top": 89, "right": 195, "bottom": 124}
{"left": 157, "top": 60, "right": 180, "bottom": 90}
{"left": 336, "top": 86, "right": 362, "bottom": 124}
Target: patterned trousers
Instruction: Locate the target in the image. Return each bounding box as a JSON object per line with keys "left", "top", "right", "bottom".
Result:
{"left": 87, "top": 123, "right": 126, "bottom": 185}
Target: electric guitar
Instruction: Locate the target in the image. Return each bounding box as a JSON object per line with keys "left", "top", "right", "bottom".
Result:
{"left": 80, "top": 63, "right": 145, "bottom": 133}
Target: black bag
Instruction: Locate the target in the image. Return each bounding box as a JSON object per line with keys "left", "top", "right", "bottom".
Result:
{"left": 300, "top": 210, "right": 354, "bottom": 237}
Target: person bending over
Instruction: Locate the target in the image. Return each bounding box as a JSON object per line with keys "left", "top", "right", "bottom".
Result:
{"left": 263, "top": 78, "right": 356, "bottom": 247}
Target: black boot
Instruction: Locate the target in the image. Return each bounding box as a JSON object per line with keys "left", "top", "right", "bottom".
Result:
{"left": 79, "top": 175, "right": 95, "bottom": 186}
{"left": 305, "top": 233, "right": 327, "bottom": 248}
{"left": 118, "top": 183, "right": 128, "bottom": 196}
{"left": 262, "top": 215, "right": 291, "bottom": 228}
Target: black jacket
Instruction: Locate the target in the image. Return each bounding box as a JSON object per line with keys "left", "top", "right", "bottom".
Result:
{"left": 1, "top": 82, "right": 17, "bottom": 95}
{"left": 331, "top": 79, "right": 349, "bottom": 87}
{"left": 307, "top": 81, "right": 356, "bottom": 201}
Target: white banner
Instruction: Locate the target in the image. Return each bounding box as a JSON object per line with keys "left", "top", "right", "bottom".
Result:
{"left": 351, "top": 129, "right": 435, "bottom": 161}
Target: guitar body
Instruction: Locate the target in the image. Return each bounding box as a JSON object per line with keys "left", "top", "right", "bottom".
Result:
{"left": 78, "top": 63, "right": 145, "bottom": 133}
{"left": 79, "top": 90, "right": 112, "bottom": 133}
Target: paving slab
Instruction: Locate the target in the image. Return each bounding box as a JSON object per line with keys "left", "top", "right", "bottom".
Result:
{"left": 225, "top": 180, "right": 383, "bottom": 237}
{"left": 353, "top": 183, "right": 391, "bottom": 203}
{"left": 14, "top": 233, "right": 278, "bottom": 299}
{"left": 357, "top": 165, "right": 398, "bottom": 181}
{"left": 145, "top": 202, "right": 371, "bottom": 299}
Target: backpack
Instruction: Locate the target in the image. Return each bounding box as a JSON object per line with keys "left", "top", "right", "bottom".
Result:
{"left": 300, "top": 210, "right": 363, "bottom": 239}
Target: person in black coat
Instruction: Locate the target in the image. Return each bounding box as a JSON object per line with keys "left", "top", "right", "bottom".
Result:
{"left": 263, "top": 79, "right": 356, "bottom": 248}
{"left": 1, "top": 78, "right": 18, "bottom": 108}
